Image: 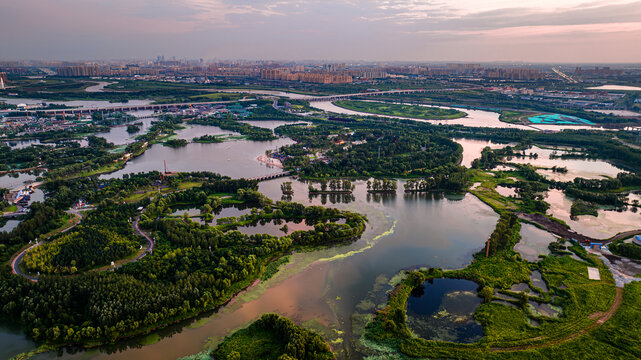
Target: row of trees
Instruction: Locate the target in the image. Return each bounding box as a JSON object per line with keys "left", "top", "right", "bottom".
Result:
{"left": 485, "top": 212, "right": 521, "bottom": 257}
{"left": 367, "top": 179, "right": 397, "bottom": 192}
{"left": 308, "top": 179, "right": 353, "bottom": 193}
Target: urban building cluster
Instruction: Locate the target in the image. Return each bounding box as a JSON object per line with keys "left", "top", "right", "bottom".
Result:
{"left": 0, "top": 114, "right": 90, "bottom": 135}
{"left": 574, "top": 67, "right": 624, "bottom": 77}
{"left": 0, "top": 72, "right": 7, "bottom": 89}
{"left": 490, "top": 86, "right": 626, "bottom": 109}
{"left": 260, "top": 69, "right": 353, "bottom": 84}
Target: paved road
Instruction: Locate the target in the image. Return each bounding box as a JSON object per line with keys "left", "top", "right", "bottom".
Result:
{"left": 132, "top": 216, "right": 154, "bottom": 261}
{"left": 10, "top": 209, "right": 86, "bottom": 281}
{"left": 9, "top": 207, "right": 156, "bottom": 281}
{"left": 11, "top": 241, "right": 42, "bottom": 281}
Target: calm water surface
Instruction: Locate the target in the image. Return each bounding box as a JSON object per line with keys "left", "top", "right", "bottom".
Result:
{"left": 506, "top": 146, "right": 625, "bottom": 181}
{"left": 31, "top": 178, "right": 498, "bottom": 360}
{"left": 453, "top": 138, "right": 513, "bottom": 167}
{"left": 311, "top": 101, "right": 607, "bottom": 132}
{"left": 406, "top": 278, "right": 483, "bottom": 343}
{"left": 101, "top": 135, "right": 294, "bottom": 179}
{"left": 546, "top": 189, "right": 641, "bottom": 239}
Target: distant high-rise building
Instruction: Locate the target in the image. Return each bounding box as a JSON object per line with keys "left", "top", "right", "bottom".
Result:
{"left": 0, "top": 72, "right": 7, "bottom": 89}
{"left": 57, "top": 64, "right": 99, "bottom": 77}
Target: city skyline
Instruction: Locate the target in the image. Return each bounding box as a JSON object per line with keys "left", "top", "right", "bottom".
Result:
{"left": 1, "top": 0, "right": 641, "bottom": 62}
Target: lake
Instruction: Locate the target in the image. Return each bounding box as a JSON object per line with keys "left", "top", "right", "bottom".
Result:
{"left": 31, "top": 178, "right": 499, "bottom": 360}
{"left": 505, "top": 146, "right": 625, "bottom": 182}
{"left": 100, "top": 125, "right": 295, "bottom": 179}
{"left": 453, "top": 138, "right": 514, "bottom": 168}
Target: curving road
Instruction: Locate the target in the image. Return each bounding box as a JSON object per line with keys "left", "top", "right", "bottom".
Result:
{"left": 11, "top": 208, "right": 153, "bottom": 281}
{"left": 11, "top": 241, "right": 42, "bottom": 281}
{"left": 132, "top": 216, "right": 154, "bottom": 262}
{"left": 10, "top": 209, "right": 85, "bottom": 281}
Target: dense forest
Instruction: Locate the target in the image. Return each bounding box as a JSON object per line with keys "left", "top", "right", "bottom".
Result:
{"left": 212, "top": 313, "right": 334, "bottom": 360}
{"left": 274, "top": 119, "right": 462, "bottom": 177}
{"left": 0, "top": 175, "right": 365, "bottom": 346}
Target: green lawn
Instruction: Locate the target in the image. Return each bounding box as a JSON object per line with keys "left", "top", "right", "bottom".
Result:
{"left": 334, "top": 100, "right": 466, "bottom": 120}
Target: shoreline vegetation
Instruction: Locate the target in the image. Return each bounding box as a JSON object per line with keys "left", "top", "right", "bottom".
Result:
{"left": 3, "top": 174, "right": 366, "bottom": 357}
{"left": 3, "top": 78, "right": 641, "bottom": 360}
{"left": 361, "top": 209, "right": 627, "bottom": 359}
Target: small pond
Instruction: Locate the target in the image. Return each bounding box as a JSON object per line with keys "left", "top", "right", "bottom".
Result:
{"left": 170, "top": 205, "right": 253, "bottom": 224}
{"left": 515, "top": 224, "right": 557, "bottom": 262}
{"left": 406, "top": 278, "right": 483, "bottom": 343}
{"left": 495, "top": 186, "right": 517, "bottom": 198}
{"left": 530, "top": 270, "right": 549, "bottom": 292}
{"left": 528, "top": 301, "right": 561, "bottom": 318}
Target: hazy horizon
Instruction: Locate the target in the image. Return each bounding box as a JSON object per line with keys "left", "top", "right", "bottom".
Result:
{"left": 2, "top": 0, "right": 641, "bottom": 63}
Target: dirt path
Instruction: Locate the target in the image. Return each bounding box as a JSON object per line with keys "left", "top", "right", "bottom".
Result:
{"left": 491, "top": 287, "right": 623, "bottom": 352}
{"left": 518, "top": 213, "right": 597, "bottom": 243}
{"left": 518, "top": 213, "right": 641, "bottom": 245}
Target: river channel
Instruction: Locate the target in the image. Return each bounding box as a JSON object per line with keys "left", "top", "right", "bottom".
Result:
{"left": 0, "top": 92, "right": 631, "bottom": 359}
{"left": 4, "top": 121, "right": 507, "bottom": 359}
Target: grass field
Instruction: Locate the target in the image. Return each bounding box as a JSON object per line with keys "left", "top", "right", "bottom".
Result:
{"left": 334, "top": 100, "right": 467, "bottom": 120}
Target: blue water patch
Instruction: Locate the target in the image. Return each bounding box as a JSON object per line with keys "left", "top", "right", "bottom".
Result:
{"left": 528, "top": 114, "right": 595, "bottom": 125}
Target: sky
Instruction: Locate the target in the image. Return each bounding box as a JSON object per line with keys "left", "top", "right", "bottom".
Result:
{"left": 1, "top": 0, "right": 640, "bottom": 62}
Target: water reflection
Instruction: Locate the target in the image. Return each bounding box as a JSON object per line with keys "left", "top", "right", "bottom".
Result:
{"left": 506, "top": 146, "right": 625, "bottom": 181}
{"left": 236, "top": 219, "right": 315, "bottom": 237}
{"left": 101, "top": 137, "right": 294, "bottom": 180}
{"left": 453, "top": 138, "right": 513, "bottom": 168}
{"left": 35, "top": 178, "right": 499, "bottom": 360}
{"left": 0, "top": 219, "right": 21, "bottom": 233}
{"left": 95, "top": 117, "right": 155, "bottom": 146}
{"left": 406, "top": 278, "right": 483, "bottom": 343}
{"left": 0, "top": 173, "right": 37, "bottom": 191}
{"left": 307, "top": 192, "right": 355, "bottom": 205}
{"left": 546, "top": 189, "right": 641, "bottom": 239}
{"left": 515, "top": 224, "right": 557, "bottom": 262}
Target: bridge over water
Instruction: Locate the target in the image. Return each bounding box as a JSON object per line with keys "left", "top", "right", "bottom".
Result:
{"left": 38, "top": 98, "right": 258, "bottom": 115}
{"left": 248, "top": 171, "right": 292, "bottom": 182}
{"left": 304, "top": 88, "right": 456, "bottom": 102}
{"left": 30, "top": 88, "right": 455, "bottom": 115}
